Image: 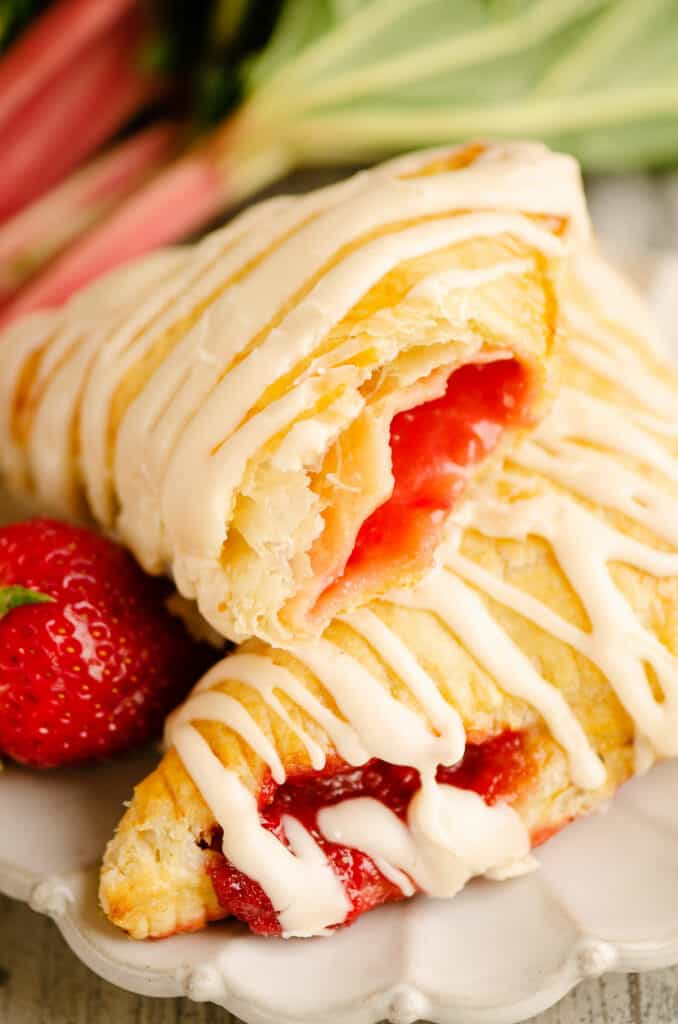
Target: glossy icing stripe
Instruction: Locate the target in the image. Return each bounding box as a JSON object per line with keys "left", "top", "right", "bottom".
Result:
{"left": 9, "top": 250, "right": 187, "bottom": 516}
{"left": 80, "top": 198, "right": 297, "bottom": 523}
{"left": 168, "top": 689, "right": 286, "bottom": 784}
{"left": 188, "top": 652, "right": 355, "bottom": 770}
{"left": 171, "top": 723, "right": 350, "bottom": 937}
{"left": 464, "top": 485, "right": 678, "bottom": 763}
{"left": 340, "top": 607, "right": 466, "bottom": 757}
{"left": 114, "top": 150, "right": 572, "bottom": 527}
{"left": 288, "top": 637, "right": 462, "bottom": 771}
{"left": 0, "top": 314, "right": 61, "bottom": 493}
{"left": 26, "top": 255, "right": 182, "bottom": 515}
{"left": 571, "top": 246, "right": 665, "bottom": 355}
{"left": 389, "top": 569, "right": 605, "bottom": 790}
{"left": 1, "top": 142, "right": 580, "bottom": 645}
{"left": 530, "top": 387, "right": 678, "bottom": 484}
{"left": 567, "top": 337, "right": 678, "bottom": 418}
{"left": 27, "top": 329, "right": 102, "bottom": 515}
{"left": 162, "top": 245, "right": 678, "bottom": 936}
{"left": 518, "top": 438, "right": 678, "bottom": 548}
{"left": 318, "top": 784, "right": 530, "bottom": 899}
{"left": 125, "top": 213, "right": 560, "bottom": 583}
{"left": 405, "top": 258, "right": 533, "bottom": 302}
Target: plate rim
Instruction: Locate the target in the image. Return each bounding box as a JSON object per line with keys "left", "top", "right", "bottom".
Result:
{"left": 7, "top": 843, "right": 678, "bottom": 1024}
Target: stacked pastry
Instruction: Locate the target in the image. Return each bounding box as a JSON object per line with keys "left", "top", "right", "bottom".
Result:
{"left": 3, "top": 141, "right": 675, "bottom": 943}
{"left": 0, "top": 141, "right": 581, "bottom": 643}
{"left": 96, "top": 244, "right": 678, "bottom": 939}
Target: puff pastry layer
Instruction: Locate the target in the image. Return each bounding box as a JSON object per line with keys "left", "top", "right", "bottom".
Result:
{"left": 0, "top": 142, "right": 586, "bottom": 643}
{"left": 100, "top": 246, "right": 678, "bottom": 939}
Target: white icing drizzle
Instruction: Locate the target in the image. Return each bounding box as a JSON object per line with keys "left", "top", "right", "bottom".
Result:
{"left": 339, "top": 607, "right": 466, "bottom": 755}
{"left": 572, "top": 246, "right": 666, "bottom": 355}
{"left": 443, "top": 262, "right": 678, "bottom": 770}
{"left": 123, "top": 211, "right": 562, "bottom": 589}
{"left": 567, "top": 336, "right": 678, "bottom": 418}
{"left": 0, "top": 312, "right": 62, "bottom": 493}
{"left": 445, "top": 526, "right": 678, "bottom": 759}
{"left": 531, "top": 387, "right": 678, "bottom": 485}
{"left": 390, "top": 570, "right": 605, "bottom": 790}
{"left": 168, "top": 613, "right": 465, "bottom": 783}
{"left": 407, "top": 258, "right": 533, "bottom": 303}
{"left": 166, "top": 617, "right": 531, "bottom": 932}
{"left": 11, "top": 146, "right": 678, "bottom": 935}
{"left": 171, "top": 724, "right": 350, "bottom": 937}
{"left": 168, "top": 689, "right": 286, "bottom": 784}
{"left": 0, "top": 142, "right": 584, "bottom": 643}
{"left": 161, "top": 244, "right": 678, "bottom": 936}
{"left": 186, "top": 652, "right": 363, "bottom": 769}
{"left": 28, "top": 326, "right": 101, "bottom": 514}
{"left": 318, "top": 787, "right": 530, "bottom": 899}
{"left": 80, "top": 197, "right": 295, "bottom": 524}
{"left": 0, "top": 250, "right": 187, "bottom": 516}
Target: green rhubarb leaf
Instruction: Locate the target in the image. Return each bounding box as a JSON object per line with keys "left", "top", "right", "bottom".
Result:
{"left": 232, "top": 0, "right": 678, "bottom": 173}
{"left": 0, "top": 585, "right": 54, "bottom": 619}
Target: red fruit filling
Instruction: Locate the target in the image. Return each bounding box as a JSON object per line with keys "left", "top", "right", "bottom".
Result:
{"left": 319, "top": 358, "right": 533, "bottom": 610}
{"left": 207, "top": 730, "right": 537, "bottom": 936}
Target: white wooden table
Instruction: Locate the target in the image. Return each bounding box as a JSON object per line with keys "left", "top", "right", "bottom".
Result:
{"left": 1, "top": 170, "right": 678, "bottom": 1024}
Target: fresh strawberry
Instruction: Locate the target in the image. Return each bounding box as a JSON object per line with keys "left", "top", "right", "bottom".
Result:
{"left": 0, "top": 518, "right": 214, "bottom": 768}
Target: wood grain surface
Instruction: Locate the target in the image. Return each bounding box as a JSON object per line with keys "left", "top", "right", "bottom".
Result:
{"left": 2, "top": 892, "right": 678, "bottom": 1023}
{"left": 1, "top": 171, "right": 677, "bottom": 1024}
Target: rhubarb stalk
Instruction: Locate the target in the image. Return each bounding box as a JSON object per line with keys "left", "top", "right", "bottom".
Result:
{"left": 9, "top": 0, "right": 675, "bottom": 323}
{"left": 0, "top": 0, "right": 136, "bottom": 133}
{"left": 0, "top": 113, "right": 291, "bottom": 322}
{"left": 0, "top": 11, "right": 162, "bottom": 223}
{"left": 0, "top": 123, "right": 178, "bottom": 306}
{"left": 0, "top": 153, "right": 222, "bottom": 321}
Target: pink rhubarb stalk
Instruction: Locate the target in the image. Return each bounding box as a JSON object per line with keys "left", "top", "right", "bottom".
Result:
{"left": 0, "top": 0, "right": 136, "bottom": 134}
{"left": 0, "top": 153, "right": 226, "bottom": 322}
{"left": 0, "top": 12, "right": 161, "bottom": 223}
{"left": 0, "top": 123, "right": 178, "bottom": 306}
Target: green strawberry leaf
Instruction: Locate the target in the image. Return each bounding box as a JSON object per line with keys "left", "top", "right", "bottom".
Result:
{"left": 0, "top": 585, "right": 54, "bottom": 618}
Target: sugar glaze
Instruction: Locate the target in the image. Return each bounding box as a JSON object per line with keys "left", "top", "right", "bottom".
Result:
{"left": 166, "top": 250, "right": 678, "bottom": 935}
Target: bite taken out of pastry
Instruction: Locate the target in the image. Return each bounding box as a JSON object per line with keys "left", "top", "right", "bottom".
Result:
{"left": 100, "top": 247, "right": 678, "bottom": 940}
{"left": 0, "top": 141, "right": 588, "bottom": 644}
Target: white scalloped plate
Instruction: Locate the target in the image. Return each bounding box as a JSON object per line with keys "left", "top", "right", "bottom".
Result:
{"left": 2, "top": 250, "right": 678, "bottom": 1024}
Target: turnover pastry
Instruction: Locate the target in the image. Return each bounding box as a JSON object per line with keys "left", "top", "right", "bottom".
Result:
{"left": 0, "top": 142, "right": 586, "bottom": 643}
{"left": 100, "top": 247, "right": 678, "bottom": 939}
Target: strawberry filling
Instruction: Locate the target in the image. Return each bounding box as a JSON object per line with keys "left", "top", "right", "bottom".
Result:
{"left": 207, "top": 730, "right": 537, "bottom": 936}
{"left": 319, "top": 359, "right": 533, "bottom": 609}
